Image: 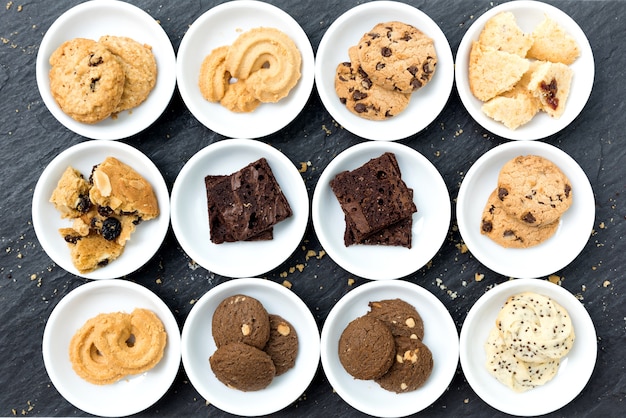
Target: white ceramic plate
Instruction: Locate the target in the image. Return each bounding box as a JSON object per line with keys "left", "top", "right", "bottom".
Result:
{"left": 460, "top": 278, "right": 596, "bottom": 416}
{"left": 312, "top": 141, "right": 450, "bottom": 280}
{"left": 42, "top": 279, "right": 181, "bottom": 417}
{"left": 170, "top": 138, "right": 309, "bottom": 278}
{"left": 35, "top": 0, "right": 176, "bottom": 140}
{"left": 315, "top": 1, "right": 454, "bottom": 141}
{"left": 456, "top": 141, "right": 594, "bottom": 279}
{"left": 455, "top": 0, "right": 594, "bottom": 140}
{"left": 32, "top": 140, "right": 170, "bottom": 279}
{"left": 320, "top": 280, "right": 458, "bottom": 417}
{"left": 181, "top": 278, "right": 320, "bottom": 416}
{"left": 176, "top": 1, "right": 315, "bottom": 139}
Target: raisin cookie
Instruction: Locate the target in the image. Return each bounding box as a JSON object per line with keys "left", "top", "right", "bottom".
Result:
{"left": 357, "top": 21, "right": 437, "bottom": 94}
{"left": 49, "top": 38, "right": 125, "bottom": 124}
{"left": 480, "top": 189, "right": 560, "bottom": 248}
{"left": 497, "top": 155, "right": 573, "bottom": 226}
{"left": 98, "top": 35, "right": 157, "bottom": 113}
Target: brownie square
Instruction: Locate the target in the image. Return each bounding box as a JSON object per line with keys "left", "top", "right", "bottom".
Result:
{"left": 330, "top": 152, "right": 416, "bottom": 243}
{"left": 204, "top": 158, "right": 292, "bottom": 244}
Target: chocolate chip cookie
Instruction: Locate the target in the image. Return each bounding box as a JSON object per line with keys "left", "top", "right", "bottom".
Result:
{"left": 357, "top": 21, "right": 437, "bottom": 94}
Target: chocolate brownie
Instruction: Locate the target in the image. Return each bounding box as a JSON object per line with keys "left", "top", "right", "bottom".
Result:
{"left": 209, "top": 342, "right": 276, "bottom": 391}
{"left": 375, "top": 336, "right": 433, "bottom": 393}
{"left": 338, "top": 315, "right": 396, "bottom": 380}
{"left": 330, "top": 152, "right": 416, "bottom": 243}
{"left": 204, "top": 158, "right": 292, "bottom": 244}
{"left": 367, "top": 298, "right": 425, "bottom": 341}
{"left": 263, "top": 314, "right": 298, "bottom": 376}
{"left": 212, "top": 294, "right": 270, "bottom": 350}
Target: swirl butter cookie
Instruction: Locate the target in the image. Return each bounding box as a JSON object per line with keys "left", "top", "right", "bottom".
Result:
{"left": 357, "top": 21, "right": 437, "bottom": 94}
{"left": 199, "top": 45, "right": 231, "bottom": 103}
{"left": 225, "top": 27, "right": 301, "bottom": 103}
{"left": 98, "top": 35, "right": 157, "bottom": 113}
{"left": 497, "top": 155, "right": 573, "bottom": 226}
{"left": 49, "top": 38, "right": 125, "bottom": 124}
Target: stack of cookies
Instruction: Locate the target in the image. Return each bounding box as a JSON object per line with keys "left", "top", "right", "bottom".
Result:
{"left": 330, "top": 152, "right": 417, "bottom": 248}
{"left": 485, "top": 292, "right": 575, "bottom": 392}
{"left": 49, "top": 36, "right": 157, "bottom": 124}
{"left": 480, "top": 155, "right": 573, "bottom": 248}
{"left": 209, "top": 294, "right": 298, "bottom": 391}
{"left": 334, "top": 21, "right": 437, "bottom": 120}
{"left": 469, "top": 12, "right": 580, "bottom": 129}
{"left": 338, "top": 298, "right": 433, "bottom": 393}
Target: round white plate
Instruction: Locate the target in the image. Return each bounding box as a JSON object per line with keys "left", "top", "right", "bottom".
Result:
{"left": 170, "top": 138, "right": 309, "bottom": 278}
{"left": 42, "top": 279, "right": 181, "bottom": 417}
{"left": 460, "top": 278, "right": 596, "bottom": 416}
{"left": 456, "top": 141, "right": 594, "bottom": 279}
{"left": 176, "top": 1, "right": 315, "bottom": 139}
{"left": 312, "top": 141, "right": 450, "bottom": 280}
{"left": 320, "top": 280, "right": 458, "bottom": 417}
{"left": 315, "top": 1, "right": 454, "bottom": 141}
{"left": 32, "top": 140, "right": 170, "bottom": 280}
{"left": 181, "top": 278, "right": 320, "bottom": 416}
{"left": 455, "top": 0, "right": 594, "bottom": 140}
{"left": 36, "top": 0, "right": 176, "bottom": 140}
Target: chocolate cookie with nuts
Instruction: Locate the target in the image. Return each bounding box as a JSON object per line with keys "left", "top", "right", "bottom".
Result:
{"left": 367, "top": 298, "right": 425, "bottom": 340}
{"left": 263, "top": 314, "right": 298, "bottom": 376}
{"left": 212, "top": 295, "right": 271, "bottom": 350}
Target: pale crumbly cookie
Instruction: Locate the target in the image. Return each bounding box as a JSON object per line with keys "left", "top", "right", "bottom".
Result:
{"left": 480, "top": 189, "right": 559, "bottom": 248}
{"left": 199, "top": 45, "right": 231, "bottom": 103}
{"left": 497, "top": 155, "right": 573, "bottom": 226}
{"left": 468, "top": 41, "right": 530, "bottom": 102}
{"left": 49, "top": 166, "right": 91, "bottom": 219}
{"left": 527, "top": 15, "right": 580, "bottom": 65}
{"left": 527, "top": 61, "right": 573, "bottom": 118}
{"left": 98, "top": 35, "right": 157, "bottom": 113}
{"left": 334, "top": 59, "right": 410, "bottom": 120}
{"left": 49, "top": 38, "right": 125, "bottom": 124}
{"left": 225, "top": 27, "right": 301, "bottom": 103}
{"left": 89, "top": 156, "right": 160, "bottom": 221}
{"left": 357, "top": 21, "right": 437, "bottom": 94}
{"left": 477, "top": 12, "right": 534, "bottom": 57}
{"left": 59, "top": 228, "right": 125, "bottom": 273}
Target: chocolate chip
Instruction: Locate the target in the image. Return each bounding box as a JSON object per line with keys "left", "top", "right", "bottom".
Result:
{"left": 354, "top": 103, "right": 367, "bottom": 113}
{"left": 381, "top": 46, "right": 392, "bottom": 57}
{"left": 564, "top": 184, "right": 572, "bottom": 198}
{"left": 352, "top": 90, "right": 368, "bottom": 101}
{"left": 482, "top": 220, "right": 493, "bottom": 233}
{"left": 89, "top": 77, "right": 100, "bottom": 92}
{"left": 410, "top": 78, "right": 423, "bottom": 90}
{"left": 522, "top": 212, "right": 536, "bottom": 224}
{"left": 498, "top": 187, "right": 509, "bottom": 200}
{"left": 376, "top": 62, "right": 385, "bottom": 71}
{"left": 407, "top": 66, "right": 418, "bottom": 76}
{"left": 88, "top": 54, "right": 103, "bottom": 67}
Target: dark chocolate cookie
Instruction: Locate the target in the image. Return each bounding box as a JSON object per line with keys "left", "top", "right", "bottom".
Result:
{"left": 209, "top": 342, "right": 276, "bottom": 391}
{"left": 367, "top": 298, "right": 425, "bottom": 340}
{"left": 375, "top": 336, "right": 433, "bottom": 393}
{"left": 263, "top": 314, "right": 299, "bottom": 376}
{"left": 212, "top": 294, "right": 270, "bottom": 350}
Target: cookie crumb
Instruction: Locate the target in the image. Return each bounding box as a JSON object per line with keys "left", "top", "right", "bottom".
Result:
{"left": 548, "top": 274, "right": 561, "bottom": 284}
{"left": 282, "top": 280, "right": 292, "bottom": 289}
{"left": 475, "top": 273, "right": 484, "bottom": 282}
{"left": 347, "top": 278, "right": 355, "bottom": 286}
{"left": 603, "top": 280, "right": 611, "bottom": 288}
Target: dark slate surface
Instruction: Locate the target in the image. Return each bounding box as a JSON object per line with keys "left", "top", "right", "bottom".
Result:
{"left": 1, "top": 0, "right": 624, "bottom": 416}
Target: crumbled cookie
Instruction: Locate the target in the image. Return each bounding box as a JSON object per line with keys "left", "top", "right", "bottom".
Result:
{"left": 357, "top": 21, "right": 437, "bottom": 94}
{"left": 98, "top": 35, "right": 157, "bottom": 113}
{"left": 49, "top": 166, "right": 91, "bottom": 219}
{"left": 477, "top": 11, "right": 533, "bottom": 57}
{"left": 527, "top": 61, "right": 573, "bottom": 118}
{"left": 59, "top": 228, "right": 124, "bottom": 273}
{"left": 49, "top": 38, "right": 125, "bottom": 124}
{"left": 527, "top": 15, "right": 580, "bottom": 65}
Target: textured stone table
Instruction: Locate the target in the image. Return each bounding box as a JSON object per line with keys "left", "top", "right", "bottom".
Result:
{"left": 0, "top": 0, "right": 624, "bottom": 416}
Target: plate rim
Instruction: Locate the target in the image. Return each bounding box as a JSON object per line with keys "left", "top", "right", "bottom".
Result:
{"left": 176, "top": 0, "right": 315, "bottom": 139}
{"left": 320, "top": 279, "right": 459, "bottom": 417}
{"left": 41, "top": 279, "right": 182, "bottom": 417}
{"left": 456, "top": 140, "right": 595, "bottom": 279}
{"left": 35, "top": 0, "right": 177, "bottom": 140}
{"left": 314, "top": 0, "right": 454, "bottom": 141}
{"left": 170, "top": 138, "right": 309, "bottom": 278}
{"left": 312, "top": 141, "right": 451, "bottom": 280}
{"left": 454, "top": 0, "right": 595, "bottom": 141}
{"left": 459, "top": 278, "right": 597, "bottom": 416}
{"left": 31, "top": 140, "right": 171, "bottom": 280}
{"left": 180, "top": 277, "right": 321, "bottom": 416}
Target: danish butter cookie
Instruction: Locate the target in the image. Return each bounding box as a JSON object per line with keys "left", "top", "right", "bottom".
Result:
{"left": 357, "top": 21, "right": 437, "bottom": 94}
{"left": 497, "top": 155, "right": 573, "bottom": 226}
{"left": 480, "top": 189, "right": 559, "bottom": 248}
{"left": 49, "top": 38, "right": 125, "bottom": 124}
{"left": 220, "top": 79, "right": 261, "bottom": 113}
{"left": 527, "top": 15, "right": 580, "bottom": 65}
{"left": 98, "top": 35, "right": 157, "bottom": 113}
{"left": 226, "top": 27, "right": 302, "bottom": 103}
{"left": 198, "top": 45, "right": 231, "bottom": 103}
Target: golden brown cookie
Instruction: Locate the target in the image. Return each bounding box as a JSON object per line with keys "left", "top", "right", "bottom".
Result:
{"left": 527, "top": 15, "right": 580, "bottom": 65}
{"left": 497, "top": 155, "right": 573, "bottom": 226}
{"left": 527, "top": 61, "right": 573, "bottom": 118}
{"left": 220, "top": 80, "right": 261, "bottom": 113}
{"left": 199, "top": 45, "right": 231, "bottom": 103}
{"left": 59, "top": 228, "right": 125, "bottom": 273}
{"left": 98, "top": 35, "right": 157, "bottom": 113}
{"left": 49, "top": 166, "right": 91, "bottom": 219}
{"left": 89, "top": 156, "right": 160, "bottom": 221}
{"left": 49, "top": 38, "right": 125, "bottom": 124}
{"left": 477, "top": 12, "right": 533, "bottom": 57}
{"left": 480, "top": 189, "right": 559, "bottom": 248}
{"left": 225, "top": 27, "right": 302, "bottom": 103}
{"left": 357, "top": 21, "right": 437, "bottom": 94}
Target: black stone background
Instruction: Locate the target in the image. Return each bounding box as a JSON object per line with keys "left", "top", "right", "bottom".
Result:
{"left": 0, "top": 0, "right": 624, "bottom": 416}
